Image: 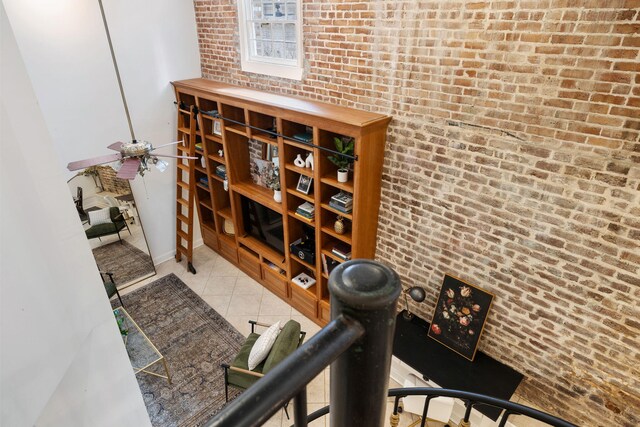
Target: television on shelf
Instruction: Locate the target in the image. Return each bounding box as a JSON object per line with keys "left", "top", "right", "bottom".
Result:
{"left": 241, "top": 195, "right": 285, "bottom": 255}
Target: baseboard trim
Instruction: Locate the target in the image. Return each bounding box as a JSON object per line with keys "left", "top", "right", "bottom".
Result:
{"left": 152, "top": 238, "right": 204, "bottom": 265}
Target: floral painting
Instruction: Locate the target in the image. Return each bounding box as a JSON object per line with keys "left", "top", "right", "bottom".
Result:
{"left": 427, "top": 274, "right": 494, "bottom": 361}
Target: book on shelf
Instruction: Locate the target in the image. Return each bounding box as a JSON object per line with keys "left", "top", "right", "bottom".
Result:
{"left": 297, "top": 201, "right": 315, "bottom": 214}
{"left": 331, "top": 242, "right": 352, "bottom": 260}
{"left": 195, "top": 142, "right": 203, "bottom": 151}
{"left": 292, "top": 272, "right": 316, "bottom": 290}
{"left": 215, "top": 165, "right": 227, "bottom": 179}
{"left": 294, "top": 211, "right": 314, "bottom": 222}
{"left": 331, "top": 191, "right": 353, "bottom": 208}
{"left": 292, "top": 132, "right": 313, "bottom": 143}
{"left": 321, "top": 253, "right": 341, "bottom": 275}
{"left": 198, "top": 176, "right": 209, "bottom": 188}
{"left": 329, "top": 201, "right": 352, "bottom": 214}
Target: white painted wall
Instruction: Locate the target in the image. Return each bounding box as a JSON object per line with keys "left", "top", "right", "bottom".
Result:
{"left": 0, "top": 4, "right": 151, "bottom": 425}
{"left": 3, "top": 0, "right": 203, "bottom": 264}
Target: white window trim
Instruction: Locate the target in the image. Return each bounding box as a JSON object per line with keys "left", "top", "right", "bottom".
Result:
{"left": 237, "top": 0, "right": 304, "bottom": 80}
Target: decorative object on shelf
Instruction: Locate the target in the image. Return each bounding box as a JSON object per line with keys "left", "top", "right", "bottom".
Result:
{"left": 218, "top": 149, "right": 224, "bottom": 157}
{"left": 290, "top": 236, "right": 316, "bottom": 264}
{"left": 296, "top": 175, "right": 313, "bottom": 194}
{"left": 213, "top": 120, "right": 222, "bottom": 135}
{"left": 402, "top": 286, "right": 426, "bottom": 320}
{"left": 305, "top": 153, "right": 314, "bottom": 170}
{"left": 292, "top": 272, "right": 316, "bottom": 290}
{"left": 200, "top": 156, "right": 206, "bottom": 169}
{"left": 428, "top": 274, "right": 494, "bottom": 361}
{"left": 223, "top": 218, "right": 235, "bottom": 235}
{"left": 251, "top": 158, "right": 273, "bottom": 187}
{"left": 328, "top": 136, "right": 354, "bottom": 183}
{"left": 334, "top": 215, "right": 345, "bottom": 234}
{"left": 223, "top": 178, "right": 229, "bottom": 191}
{"left": 264, "top": 165, "right": 281, "bottom": 202}
{"left": 330, "top": 191, "right": 353, "bottom": 214}
{"left": 294, "top": 154, "right": 305, "bottom": 168}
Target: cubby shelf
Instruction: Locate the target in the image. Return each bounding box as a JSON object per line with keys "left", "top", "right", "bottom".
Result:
{"left": 233, "top": 181, "right": 282, "bottom": 213}
{"left": 321, "top": 226, "right": 352, "bottom": 245}
{"left": 172, "top": 78, "right": 390, "bottom": 326}
{"left": 320, "top": 203, "right": 353, "bottom": 221}
{"left": 285, "top": 164, "right": 313, "bottom": 177}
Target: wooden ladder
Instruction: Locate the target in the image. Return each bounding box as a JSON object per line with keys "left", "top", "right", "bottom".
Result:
{"left": 175, "top": 104, "right": 197, "bottom": 274}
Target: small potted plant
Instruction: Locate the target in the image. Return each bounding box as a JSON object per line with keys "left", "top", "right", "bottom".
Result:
{"left": 327, "top": 136, "right": 354, "bottom": 183}
{"left": 265, "top": 165, "right": 282, "bottom": 203}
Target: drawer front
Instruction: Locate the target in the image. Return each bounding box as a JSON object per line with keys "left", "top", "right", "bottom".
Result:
{"left": 218, "top": 240, "right": 238, "bottom": 264}
{"left": 318, "top": 300, "right": 331, "bottom": 324}
{"left": 262, "top": 267, "right": 288, "bottom": 299}
{"left": 290, "top": 285, "right": 317, "bottom": 319}
{"left": 202, "top": 226, "right": 218, "bottom": 250}
{"left": 238, "top": 249, "right": 261, "bottom": 280}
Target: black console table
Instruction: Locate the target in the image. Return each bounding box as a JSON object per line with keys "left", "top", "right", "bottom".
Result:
{"left": 393, "top": 311, "right": 524, "bottom": 421}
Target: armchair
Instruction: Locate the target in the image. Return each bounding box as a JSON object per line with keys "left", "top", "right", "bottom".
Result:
{"left": 85, "top": 207, "right": 131, "bottom": 243}
{"left": 222, "top": 319, "right": 305, "bottom": 418}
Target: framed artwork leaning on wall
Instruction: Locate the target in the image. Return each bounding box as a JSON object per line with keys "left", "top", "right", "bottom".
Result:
{"left": 427, "top": 274, "right": 494, "bottom": 361}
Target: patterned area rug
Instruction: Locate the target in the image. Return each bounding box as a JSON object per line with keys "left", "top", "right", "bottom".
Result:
{"left": 93, "top": 240, "right": 155, "bottom": 286}
{"left": 114, "top": 274, "right": 245, "bottom": 427}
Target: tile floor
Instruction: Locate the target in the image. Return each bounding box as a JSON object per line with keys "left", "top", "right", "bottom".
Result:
{"left": 123, "top": 245, "right": 546, "bottom": 427}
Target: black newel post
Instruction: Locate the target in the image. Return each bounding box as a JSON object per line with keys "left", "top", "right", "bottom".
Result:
{"left": 329, "top": 259, "right": 401, "bottom": 427}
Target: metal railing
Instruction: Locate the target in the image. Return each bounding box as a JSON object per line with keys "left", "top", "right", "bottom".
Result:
{"left": 205, "top": 259, "right": 576, "bottom": 427}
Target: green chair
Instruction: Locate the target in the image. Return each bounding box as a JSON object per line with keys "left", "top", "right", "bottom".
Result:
{"left": 85, "top": 207, "right": 131, "bottom": 243}
{"left": 99, "top": 270, "right": 124, "bottom": 307}
{"left": 222, "top": 320, "right": 305, "bottom": 417}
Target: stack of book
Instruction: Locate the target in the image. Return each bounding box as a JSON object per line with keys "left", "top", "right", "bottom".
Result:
{"left": 329, "top": 192, "right": 353, "bottom": 214}
{"left": 295, "top": 202, "right": 315, "bottom": 221}
{"left": 293, "top": 132, "right": 313, "bottom": 143}
{"left": 215, "top": 165, "right": 227, "bottom": 180}
{"left": 332, "top": 242, "right": 352, "bottom": 261}
{"left": 198, "top": 176, "right": 209, "bottom": 188}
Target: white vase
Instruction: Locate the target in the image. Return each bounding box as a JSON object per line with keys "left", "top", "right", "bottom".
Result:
{"left": 294, "top": 154, "right": 305, "bottom": 168}
{"left": 337, "top": 169, "right": 348, "bottom": 183}
{"left": 273, "top": 190, "right": 282, "bottom": 203}
{"left": 305, "top": 153, "right": 314, "bottom": 170}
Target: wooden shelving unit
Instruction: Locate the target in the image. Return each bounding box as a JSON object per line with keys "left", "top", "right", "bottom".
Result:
{"left": 172, "top": 78, "right": 390, "bottom": 326}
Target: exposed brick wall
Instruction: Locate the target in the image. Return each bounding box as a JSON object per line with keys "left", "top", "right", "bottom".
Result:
{"left": 193, "top": 1, "right": 640, "bottom": 425}
{"left": 97, "top": 166, "right": 130, "bottom": 194}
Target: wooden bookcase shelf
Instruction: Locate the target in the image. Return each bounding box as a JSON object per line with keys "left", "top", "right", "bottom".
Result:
{"left": 172, "top": 78, "right": 390, "bottom": 326}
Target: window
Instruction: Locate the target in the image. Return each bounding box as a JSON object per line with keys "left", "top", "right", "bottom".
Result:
{"left": 237, "top": 0, "right": 303, "bottom": 80}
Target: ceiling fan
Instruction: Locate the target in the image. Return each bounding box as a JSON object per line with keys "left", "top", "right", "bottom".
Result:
{"left": 67, "top": 0, "right": 196, "bottom": 180}
{"left": 66, "top": 140, "right": 196, "bottom": 180}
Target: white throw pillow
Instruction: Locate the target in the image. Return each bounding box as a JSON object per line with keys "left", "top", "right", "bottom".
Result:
{"left": 247, "top": 321, "right": 281, "bottom": 370}
{"left": 88, "top": 208, "right": 112, "bottom": 225}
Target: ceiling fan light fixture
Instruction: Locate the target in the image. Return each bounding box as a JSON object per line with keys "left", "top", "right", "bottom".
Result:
{"left": 153, "top": 158, "right": 169, "bottom": 172}
{"left": 110, "top": 160, "right": 123, "bottom": 172}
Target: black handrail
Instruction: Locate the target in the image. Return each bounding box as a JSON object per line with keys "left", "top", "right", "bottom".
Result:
{"left": 302, "top": 388, "right": 578, "bottom": 427}
{"left": 203, "top": 260, "right": 576, "bottom": 427}
{"left": 174, "top": 101, "right": 358, "bottom": 161}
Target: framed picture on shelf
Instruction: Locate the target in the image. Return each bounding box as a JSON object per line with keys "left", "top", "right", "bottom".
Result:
{"left": 296, "top": 175, "right": 313, "bottom": 194}
{"left": 213, "top": 120, "right": 222, "bottom": 136}
{"left": 427, "top": 274, "right": 494, "bottom": 361}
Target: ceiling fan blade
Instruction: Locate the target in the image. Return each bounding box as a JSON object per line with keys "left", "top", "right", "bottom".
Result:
{"left": 67, "top": 153, "right": 122, "bottom": 171}
{"left": 149, "top": 140, "right": 183, "bottom": 151}
{"left": 116, "top": 158, "right": 141, "bottom": 180}
{"left": 155, "top": 154, "right": 198, "bottom": 160}
{"left": 107, "top": 141, "right": 124, "bottom": 151}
